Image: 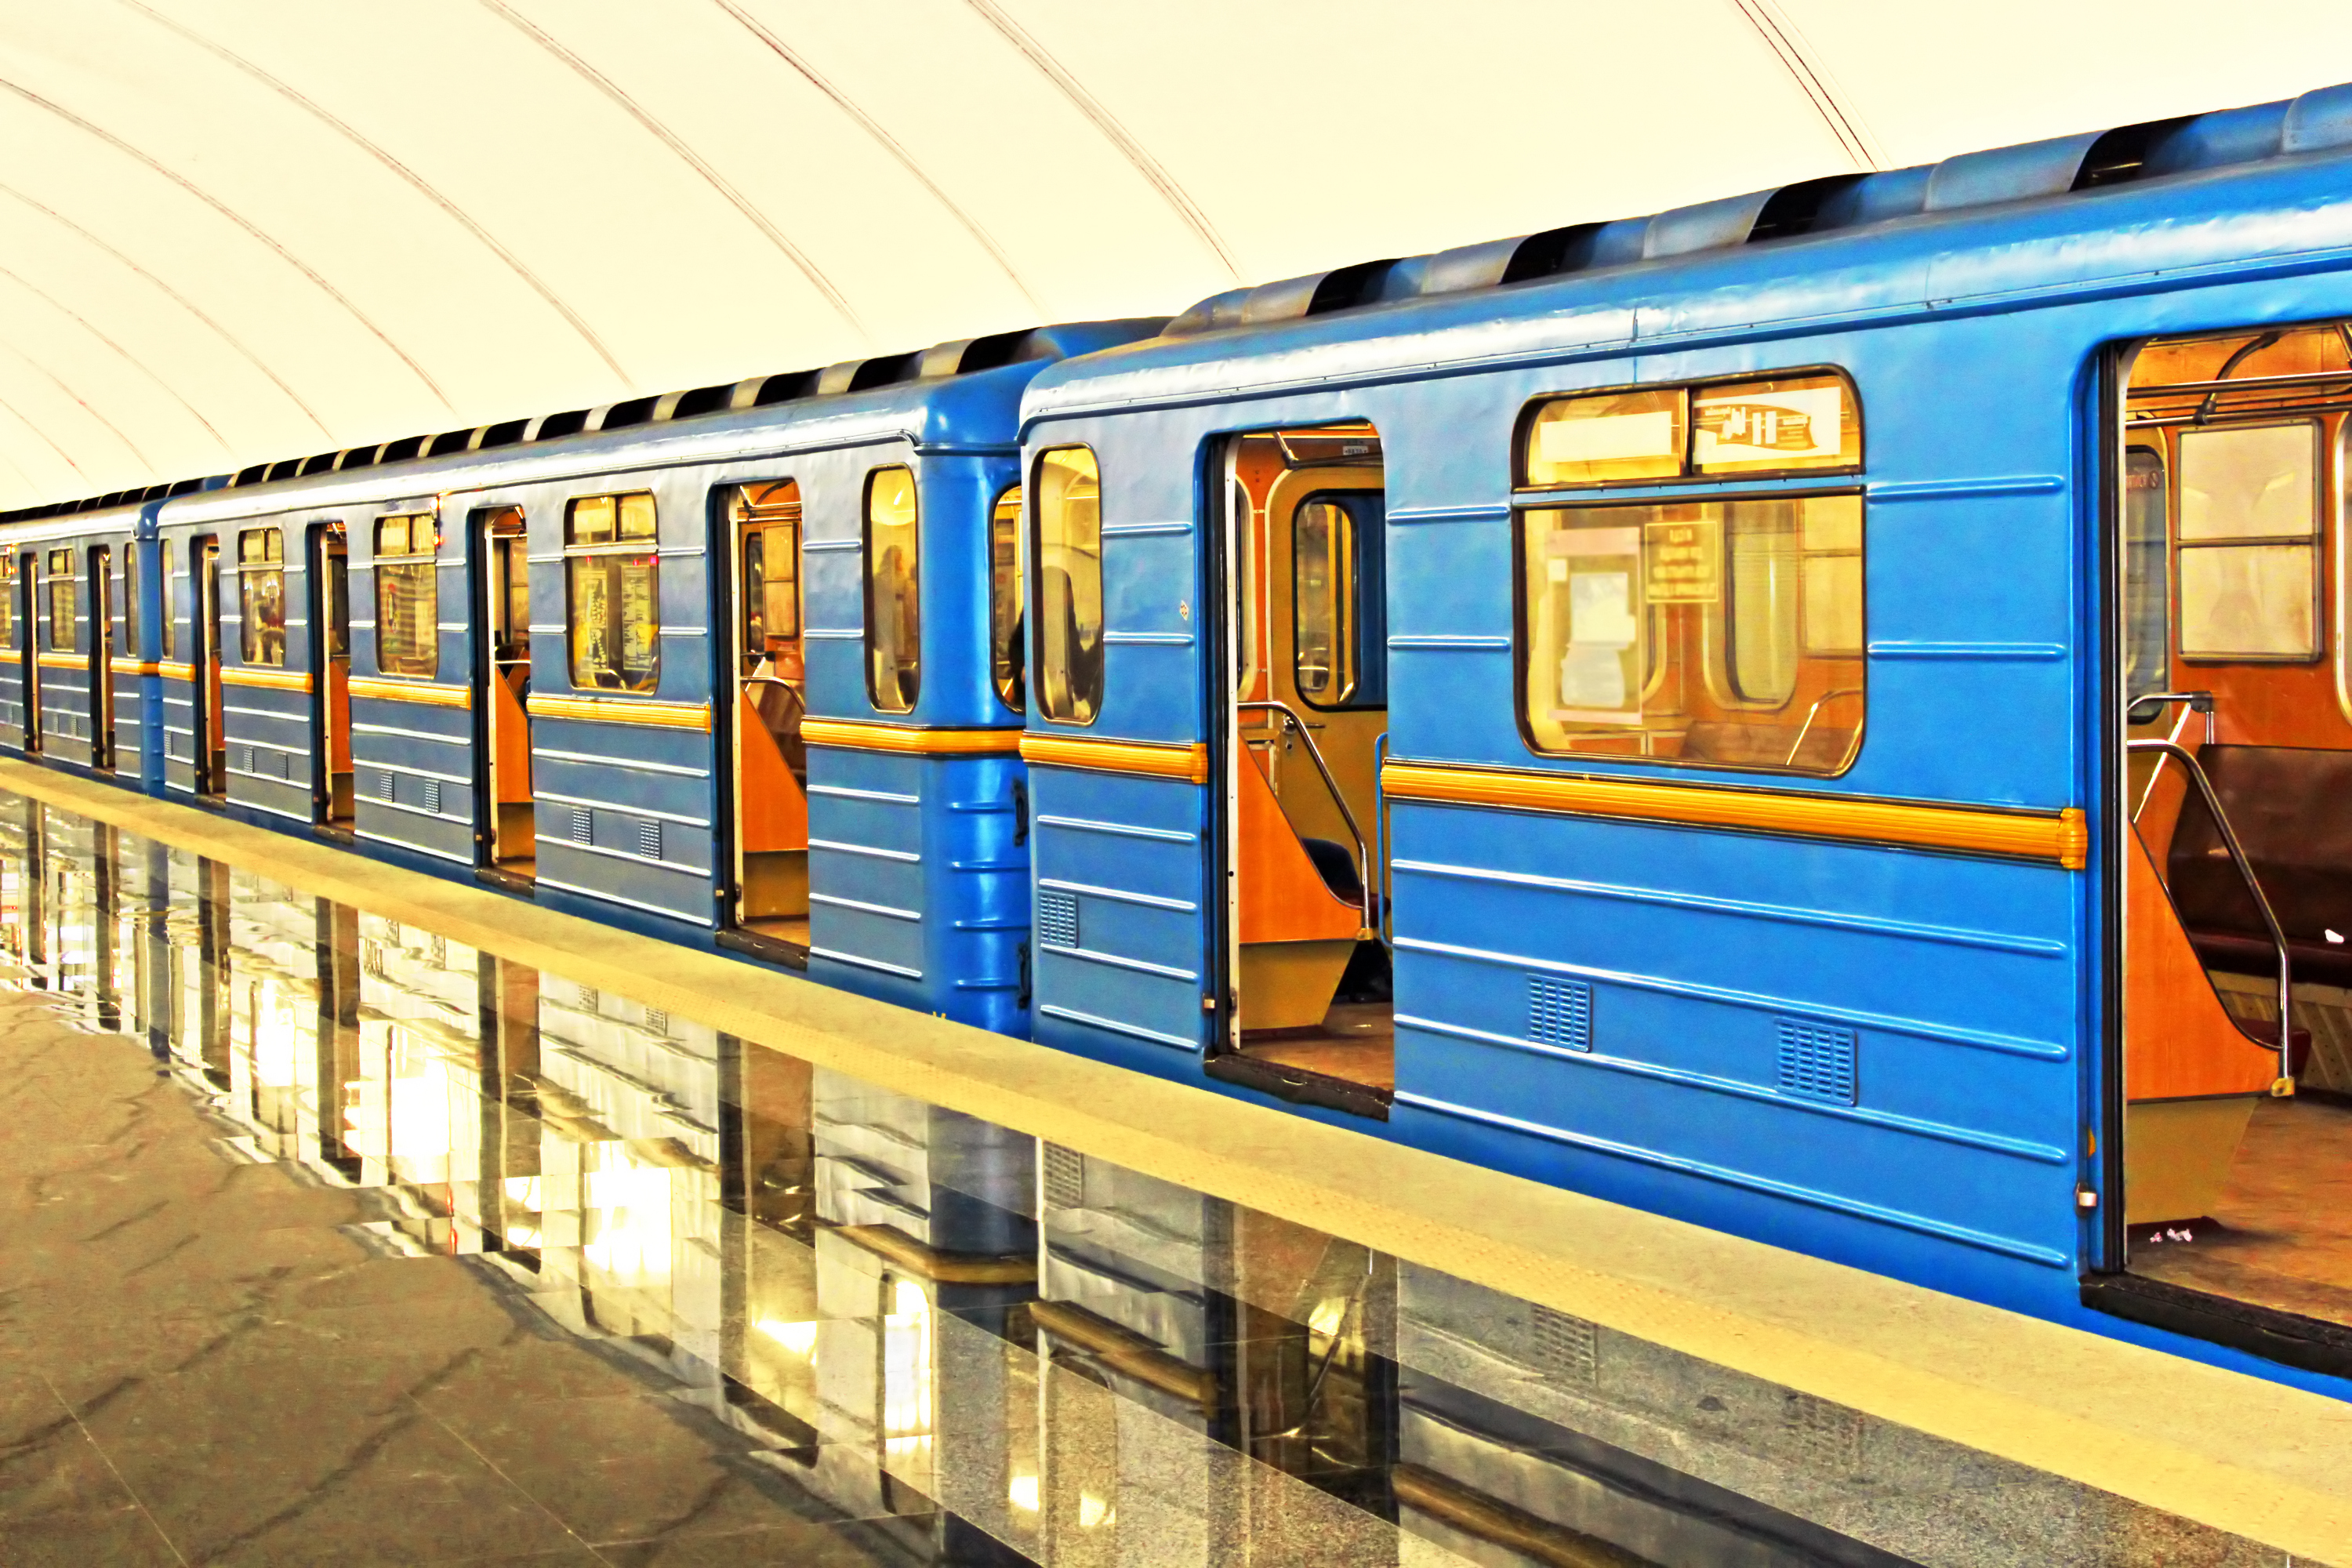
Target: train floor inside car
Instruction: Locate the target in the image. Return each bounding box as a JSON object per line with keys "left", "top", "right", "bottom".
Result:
{"left": 1238, "top": 1002, "right": 1396, "bottom": 1091}
{"left": 2129, "top": 1094, "right": 2352, "bottom": 1330}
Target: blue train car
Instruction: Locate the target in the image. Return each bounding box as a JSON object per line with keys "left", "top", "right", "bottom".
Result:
{"left": 1018, "top": 84, "right": 2352, "bottom": 1387}
{"left": 0, "top": 499, "right": 171, "bottom": 789}
{"left": 151, "top": 320, "right": 1154, "bottom": 1033}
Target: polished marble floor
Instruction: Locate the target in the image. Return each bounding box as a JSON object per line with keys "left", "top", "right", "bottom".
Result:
{"left": 0, "top": 797, "right": 2310, "bottom": 1566}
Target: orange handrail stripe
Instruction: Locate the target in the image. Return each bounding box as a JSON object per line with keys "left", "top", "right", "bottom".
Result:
{"left": 527, "top": 692, "right": 710, "bottom": 731}
{"left": 1381, "top": 760, "right": 2087, "bottom": 869}
{"left": 802, "top": 719, "right": 1020, "bottom": 756}
{"left": 34, "top": 652, "right": 85, "bottom": 670}
{"left": 157, "top": 660, "right": 194, "bottom": 681}
{"left": 220, "top": 666, "right": 310, "bottom": 692}
{"left": 1020, "top": 733, "right": 1208, "bottom": 783}
{"left": 109, "top": 659, "right": 160, "bottom": 677}
{"left": 349, "top": 677, "right": 470, "bottom": 710}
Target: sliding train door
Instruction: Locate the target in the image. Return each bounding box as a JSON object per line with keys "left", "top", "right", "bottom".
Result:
{"left": 476, "top": 507, "right": 535, "bottom": 880}
{"left": 312, "top": 524, "right": 354, "bottom": 828}
{"left": 191, "top": 537, "right": 225, "bottom": 796}
{"left": 720, "top": 481, "right": 810, "bottom": 957}
{"left": 2109, "top": 321, "right": 2352, "bottom": 1349}
{"left": 1210, "top": 425, "right": 1390, "bottom": 1116}
{"left": 17, "top": 549, "right": 38, "bottom": 753}
{"left": 87, "top": 546, "right": 113, "bottom": 771}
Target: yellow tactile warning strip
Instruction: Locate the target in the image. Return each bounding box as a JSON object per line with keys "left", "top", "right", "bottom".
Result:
{"left": 1383, "top": 760, "right": 2090, "bottom": 869}
{"left": 1, "top": 757, "right": 2346, "bottom": 1561}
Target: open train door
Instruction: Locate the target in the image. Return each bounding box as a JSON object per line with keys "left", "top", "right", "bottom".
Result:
{"left": 1207, "top": 425, "right": 1392, "bottom": 1119}
{"left": 17, "top": 549, "right": 38, "bottom": 753}
{"left": 86, "top": 546, "right": 114, "bottom": 771}
{"left": 717, "top": 481, "right": 810, "bottom": 962}
{"left": 475, "top": 506, "right": 535, "bottom": 883}
{"left": 190, "top": 536, "right": 224, "bottom": 796}
{"left": 311, "top": 522, "right": 354, "bottom": 830}
{"left": 2096, "top": 323, "right": 2352, "bottom": 1374}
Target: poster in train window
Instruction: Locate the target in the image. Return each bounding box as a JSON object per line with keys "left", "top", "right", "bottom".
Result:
{"left": 564, "top": 492, "right": 659, "bottom": 693}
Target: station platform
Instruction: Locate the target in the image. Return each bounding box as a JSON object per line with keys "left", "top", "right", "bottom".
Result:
{"left": 0, "top": 757, "right": 2344, "bottom": 1565}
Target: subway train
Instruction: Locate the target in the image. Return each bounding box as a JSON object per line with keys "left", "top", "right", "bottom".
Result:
{"left": 11, "top": 79, "right": 2352, "bottom": 1397}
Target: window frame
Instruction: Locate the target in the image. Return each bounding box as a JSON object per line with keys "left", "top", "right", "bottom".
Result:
{"left": 1514, "top": 367, "right": 1864, "bottom": 493}
{"left": 122, "top": 541, "right": 140, "bottom": 656}
{"left": 372, "top": 512, "right": 441, "bottom": 679}
{"left": 2172, "top": 418, "right": 2324, "bottom": 665}
{"left": 1030, "top": 444, "right": 1105, "bottom": 728}
{"left": 1511, "top": 483, "right": 1868, "bottom": 776}
{"left": 1288, "top": 488, "right": 1387, "bottom": 713}
{"left": 235, "top": 527, "right": 287, "bottom": 667}
{"left": 861, "top": 465, "right": 921, "bottom": 715}
{"left": 45, "top": 548, "right": 74, "bottom": 652}
{"left": 988, "top": 484, "right": 1024, "bottom": 715}
{"left": 562, "top": 492, "right": 660, "bottom": 693}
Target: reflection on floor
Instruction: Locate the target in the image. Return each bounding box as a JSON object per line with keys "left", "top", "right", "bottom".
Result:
{"left": 740, "top": 914, "right": 811, "bottom": 948}
{"left": 0, "top": 795, "right": 2302, "bottom": 1566}
{"left": 1241, "top": 1003, "right": 1396, "bottom": 1093}
{"left": 2131, "top": 1096, "right": 2352, "bottom": 1330}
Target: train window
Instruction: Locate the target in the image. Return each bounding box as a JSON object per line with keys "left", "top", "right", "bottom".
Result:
{"left": 373, "top": 513, "right": 438, "bottom": 677}
{"left": 1521, "top": 372, "right": 1860, "bottom": 488}
{"left": 989, "top": 485, "right": 1023, "bottom": 713}
{"left": 157, "top": 542, "right": 172, "bottom": 659}
{"left": 45, "top": 549, "right": 74, "bottom": 651}
{"left": 2177, "top": 422, "right": 2319, "bottom": 659}
{"left": 1292, "top": 493, "right": 1385, "bottom": 710}
{"left": 863, "top": 466, "right": 920, "bottom": 713}
{"left": 564, "top": 492, "right": 659, "bottom": 692}
{"left": 2123, "top": 446, "right": 2169, "bottom": 702}
{"left": 237, "top": 528, "right": 286, "bottom": 666}
{"left": 1033, "top": 445, "right": 1102, "bottom": 724}
{"left": 0, "top": 556, "right": 14, "bottom": 645}
{"left": 1519, "top": 493, "right": 1865, "bottom": 773}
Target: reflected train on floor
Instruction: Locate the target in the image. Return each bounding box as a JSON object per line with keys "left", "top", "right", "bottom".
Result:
{"left": 14, "top": 81, "right": 2352, "bottom": 1396}
{"left": 8, "top": 805, "right": 2253, "bottom": 1566}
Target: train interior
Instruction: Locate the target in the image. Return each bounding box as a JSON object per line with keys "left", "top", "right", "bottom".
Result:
{"left": 2118, "top": 320, "right": 2352, "bottom": 1334}
{"left": 477, "top": 506, "right": 535, "bottom": 881}
{"left": 724, "top": 481, "right": 811, "bottom": 955}
{"left": 311, "top": 522, "right": 354, "bottom": 830}
{"left": 1210, "top": 424, "right": 1392, "bottom": 1115}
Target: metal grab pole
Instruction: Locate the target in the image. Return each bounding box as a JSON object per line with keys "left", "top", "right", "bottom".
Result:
{"left": 2126, "top": 738, "right": 2294, "bottom": 1090}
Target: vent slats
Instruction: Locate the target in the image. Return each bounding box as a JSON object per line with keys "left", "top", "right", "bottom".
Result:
{"left": 1036, "top": 888, "right": 1079, "bottom": 949}
{"left": 1043, "top": 1142, "right": 1086, "bottom": 1210}
{"left": 637, "top": 818, "right": 662, "bottom": 860}
{"left": 570, "top": 808, "right": 591, "bottom": 847}
{"left": 1527, "top": 975, "right": 1592, "bottom": 1052}
{"left": 1777, "top": 1019, "right": 1858, "bottom": 1105}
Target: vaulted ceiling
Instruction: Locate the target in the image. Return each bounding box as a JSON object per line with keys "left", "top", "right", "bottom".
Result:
{"left": 0, "top": 0, "right": 2347, "bottom": 507}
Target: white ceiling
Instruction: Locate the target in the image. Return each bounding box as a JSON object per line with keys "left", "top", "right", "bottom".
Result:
{"left": 0, "top": 0, "right": 2348, "bottom": 508}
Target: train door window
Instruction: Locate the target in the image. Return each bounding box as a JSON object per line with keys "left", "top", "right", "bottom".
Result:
{"left": 2176, "top": 421, "right": 2319, "bottom": 659}
{"left": 989, "top": 485, "right": 1023, "bottom": 713}
{"left": 157, "top": 541, "right": 173, "bottom": 659}
{"left": 862, "top": 466, "right": 920, "bottom": 713}
{"left": 45, "top": 550, "right": 74, "bottom": 651}
{"left": 237, "top": 528, "right": 286, "bottom": 666}
{"left": 374, "top": 514, "right": 439, "bottom": 677}
{"left": 122, "top": 544, "right": 140, "bottom": 658}
{"left": 2124, "top": 445, "right": 2170, "bottom": 704}
{"left": 0, "top": 555, "right": 13, "bottom": 647}
{"left": 1232, "top": 475, "right": 1259, "bottom": 695}
{"left": 564, "top": 492, "right": 659, "bottom": 692}
{"left": 1033, "top": 446, "right": 1102, "bottom": 724}
{"left": 1291, "top": 494, "right": 1386, "bottom": 710}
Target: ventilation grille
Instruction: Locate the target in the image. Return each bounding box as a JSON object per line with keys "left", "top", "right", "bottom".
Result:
{"left": 1530, "top": 1305, "right": 1599, "bottom": 1384}
{"left": 1042, "top": 1142, "right": 1086, "bottom": 1210}
{"left": 637, "top": 818, "right": 662, "bottom": 859}
{"left": 421, "top": 778, "right": 441, "bottom": 815}
{"left": 643, "top": 1007, "right": 669, "bottom": 1035}
{"left": 1777, "top": 1020, "right": 1858, "bottom": 1105}
{"left": 1527, "top": 975, "right": 1593, "bottom": 1051}
{"left": 376, "top": 768, "right": 394, "bottom": 803}
{"left": 1036, "top": 888, "right": 1079, "bottom": 948}
{"left": 570, "top": 807, "right": 592, "bottom": 846}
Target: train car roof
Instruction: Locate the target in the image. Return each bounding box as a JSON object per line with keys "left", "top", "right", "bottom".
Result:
{"left": 0, "top": 500, "right": 154, "bottom": 546}
{"left": 136, "top": 318, "right": 1159, "bottom": 529}
{"left": 1025, "top": 82, "right": 2352, "bottom": 423}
